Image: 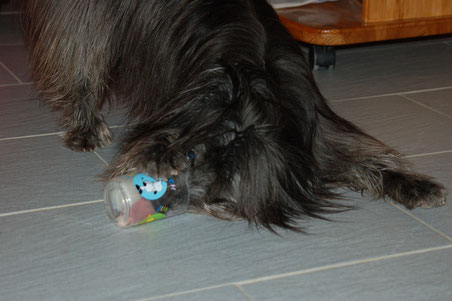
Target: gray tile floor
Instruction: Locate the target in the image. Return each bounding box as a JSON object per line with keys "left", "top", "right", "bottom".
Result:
{"left": 1, "top": 10, "right": 452, "bottom": 301}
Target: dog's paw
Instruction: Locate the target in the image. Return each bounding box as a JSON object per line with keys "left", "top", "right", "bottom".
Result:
{"left": 392, "top": 176, "right": 447, "bottom": 209}
{"left": 145, "top": 150, "right": 189, "bottom": 180}
{"left": 409, "top": 185, "right": 447, "bottom": 209}
{"left": 64, "top": 120, "right": 113, "bottom": 152}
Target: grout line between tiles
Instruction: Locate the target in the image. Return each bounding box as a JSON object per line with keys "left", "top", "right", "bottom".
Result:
{"left": 404, "top": 150, "right": 452, "bottom": 159}
{"left": 136, "top": 244, "right": 452, "bottom": 301}
{"left": 400, "top": 94, "right": 452, "bottom": 120}
{"left": 235, "top": 245, "right": 452, "bottom": 285}
{"left": 0, "top": 82, "right": 33, "bottom": 87}
{"left": 235, "top": 284, "right": 257, "bottom": 301}
{"left": 0, "top": 200, "right": 104, "bottom": 218}
{"left": 2, "top": 80, "right": 450, "bottom": 107}
{"left": 0, "top": 61, "right": 23, "bottom": 84}
{"left": 136, "top": 283, "right": 233, "bottom": 301}
{"left": 330, "top": 86, "right": 452, "bottom": 103}
{"left": 0, "top": 132, "right": 64, "bottom": 142}
{"left": 0, "top": 125, "right": 124, "bottom": 142}
{"left": 94, "top": 151, "right": 110, "bottom": 166}
{"left": 1, "top": 128, "right": 450, "bottom": 161}
{"left": 388, "top": 202, "right": 452, "bottom": 243}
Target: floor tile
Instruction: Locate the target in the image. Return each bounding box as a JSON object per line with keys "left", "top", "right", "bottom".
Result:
{"left": 402, "top": 152, "right": 452, "bottom": 239}
{"left": 403, "top": 88, "right": 452, "bottom": 118}
{"left": 0, "top": 136, "right": 107, "bottom": 214}
{"left": 0, "top": 14, "right": 24, "bottom": 45}
{"left": 0, "top": 82, "right": 35, "bottom": 100}
{"left": 0, "top": 193, "right": 449, "bottom": 301}
{"left": 242, "top": 246, "right": 452, "bottom": 301}
{"left": 0, "top": 61, "right": 18, "bottom": 84}
{"left": 330, "top": 95, "right": 452, "bottom": 156}
{"left": 100, "top": 103, "right": 128, "bottom": 129}
{"left": 314, "top": 43, "right": 452, "bottom": 100}
{"left": 0, "top": 85, "right": 60, "bottom": 138}
{"left": 0, "top": 45, "right": 30, "bottom": 83}
{"left": 0, "top": 83, "right": 126, "bottom": 139}
{"left": 333, "top": 34, "right": 452, "bottom": 55}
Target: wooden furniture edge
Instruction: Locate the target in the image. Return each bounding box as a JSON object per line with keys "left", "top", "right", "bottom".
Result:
{"left": 279, "top": 14, "right": 452, "bottom": 46}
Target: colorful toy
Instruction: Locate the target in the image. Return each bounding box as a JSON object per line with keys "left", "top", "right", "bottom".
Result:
{"left": 104, "top": 172, "right": 189, "bottom": 228}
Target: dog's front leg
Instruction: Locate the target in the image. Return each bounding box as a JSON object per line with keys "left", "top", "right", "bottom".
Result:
{"left": 60, "top": 87, "right": 113, "bottom": 152}
{"left": 24, "top": 0, "right": 114, "bottom": 152}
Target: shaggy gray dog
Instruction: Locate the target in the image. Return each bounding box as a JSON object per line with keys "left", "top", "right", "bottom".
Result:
{"left": 23, "top": 0, "right": 446, "bottom": 231}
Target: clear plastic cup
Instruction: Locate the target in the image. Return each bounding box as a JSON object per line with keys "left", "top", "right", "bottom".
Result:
{"left": 104, "top": 172, "right": 189, "bottom": 228}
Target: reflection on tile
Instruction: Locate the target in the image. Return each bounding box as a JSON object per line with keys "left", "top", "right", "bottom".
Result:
{"left": 242, "top": 247, "right": 452, "bottom": 301}
{"left": 330, "top": 95, "right": 452, "bottom": 155}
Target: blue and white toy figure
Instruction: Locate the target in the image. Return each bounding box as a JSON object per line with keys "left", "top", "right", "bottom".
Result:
{"left": 133, "top": 173, "right": 168, "bottom": 200}
{"left": 104, "top": 172, "right": 189, "bottom": 228}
